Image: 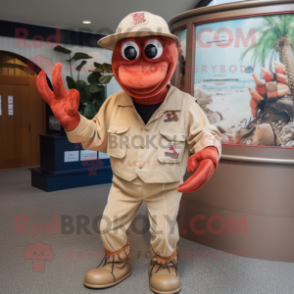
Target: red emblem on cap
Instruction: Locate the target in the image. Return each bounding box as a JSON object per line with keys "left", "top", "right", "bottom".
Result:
{"left": 132, "top": 12, "right": 146, "bottom": 25}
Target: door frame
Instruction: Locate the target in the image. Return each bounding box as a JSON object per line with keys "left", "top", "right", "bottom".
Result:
{"left": 0, "top": 75, "right": 46, "bottom": 168}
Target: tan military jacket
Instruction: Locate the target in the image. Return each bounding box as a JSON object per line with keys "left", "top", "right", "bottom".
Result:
{"left": 66, "top": 85, "right": 222, "bottom": 183}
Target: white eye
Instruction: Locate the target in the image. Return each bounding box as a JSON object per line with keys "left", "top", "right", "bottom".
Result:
{"left": 121, "top": 41, "right": 139, "bottom": 60}
{"left": 144, "top": 39, "right": 163, "bottom": 59}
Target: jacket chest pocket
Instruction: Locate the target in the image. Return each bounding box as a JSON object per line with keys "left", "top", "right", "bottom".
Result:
{"left": 107, "top": 123, "right": 129, "bottom": 159}
{"left": 158, "top": 130, "right": 186, "bottom": 163}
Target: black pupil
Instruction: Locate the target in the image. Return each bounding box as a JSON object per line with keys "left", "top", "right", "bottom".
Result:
{"left": 145, "top": 44, "right": 157, "bottom": 59}
{"left": 124, "top": 46, "right": 137, "bottom": 60}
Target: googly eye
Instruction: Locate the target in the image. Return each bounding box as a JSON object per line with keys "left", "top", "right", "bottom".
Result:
{"left": 144, "top": 39, "right": 163, "bottom": 59}
{"left": 121, "top": 41, "right": 139, "bottom": 61}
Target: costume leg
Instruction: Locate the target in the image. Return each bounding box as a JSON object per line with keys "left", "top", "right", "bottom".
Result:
{"left": 100, "top": 181, "right": 142, "bottom": 254}
{"left": 84, "top": 181, "right": 142, "bottom": 288}
{"left": 144, "top": 187, "right": 182, "bottom": 261}
{"left": 144, "top": 187, "right": 182, "bottom": 294}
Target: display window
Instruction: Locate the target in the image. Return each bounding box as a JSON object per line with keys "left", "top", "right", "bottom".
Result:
{"left": 193, "top": 13, "right": 294, "bottom": 147}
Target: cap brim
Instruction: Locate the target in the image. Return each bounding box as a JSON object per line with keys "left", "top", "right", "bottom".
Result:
{"left": 98, "top": 31, "right": 179, "bottom": 51}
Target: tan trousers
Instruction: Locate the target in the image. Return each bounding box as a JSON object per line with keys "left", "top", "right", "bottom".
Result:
{"left": 100, "top": 175, "right": 182, "bottom": 261}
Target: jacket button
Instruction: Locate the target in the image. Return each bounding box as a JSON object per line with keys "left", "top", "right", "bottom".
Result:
{"left": 145, "top": 127, "right": 149, "bottom": 131}
{"left": 138, "top": 165, "right": 143, "bottom": 169}
{"left": 141, "top": 127, "right": 144, "bottom": 131}
{"left": 140, "top": 145, "right": 145, "bottom": 149}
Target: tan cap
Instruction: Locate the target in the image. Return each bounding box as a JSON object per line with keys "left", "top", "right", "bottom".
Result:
{"left": 98, "top": 11, "right": 179, "bottom": 50}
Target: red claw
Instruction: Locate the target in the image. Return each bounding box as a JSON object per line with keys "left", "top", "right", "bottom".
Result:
{"left": 36, "top": 63, "right": 80, "bottom": 131}
{"left": 177, "top": 147, "right": 219, "bottom": 194}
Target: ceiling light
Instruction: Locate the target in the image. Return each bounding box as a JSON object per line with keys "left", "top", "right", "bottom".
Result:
{"left": 82, "top": 20, "right": 91, "bottom": 24}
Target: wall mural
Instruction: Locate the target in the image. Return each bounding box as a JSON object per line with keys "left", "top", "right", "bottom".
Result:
{"left": 171, "top": 27, "right": 187, "bottom": 91}
{"left": 194, "top": 14, "right": 294, "bottom": 147}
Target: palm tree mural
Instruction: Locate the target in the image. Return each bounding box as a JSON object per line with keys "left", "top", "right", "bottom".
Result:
{"left": 240, "top": 14, "right": 294, "bottom": 96}
{"left": 235, "top": 14, "right": 294, "bottom": 147}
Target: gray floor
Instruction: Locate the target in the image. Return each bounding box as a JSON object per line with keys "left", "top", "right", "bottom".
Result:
{"left": 1, "top": 168, "right": 294, "bottom": 294}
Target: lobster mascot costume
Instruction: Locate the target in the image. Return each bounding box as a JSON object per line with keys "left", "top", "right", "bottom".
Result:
{"left": 37, "top": 12, "right": 221, "bottom": 294}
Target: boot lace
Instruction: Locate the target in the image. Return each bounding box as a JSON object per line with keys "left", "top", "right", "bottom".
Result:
{"left": 96, "top": 249, "right": 129, "bottom": 283}
{"left": 149, "top": 258, "right": 178, "bottom": 281}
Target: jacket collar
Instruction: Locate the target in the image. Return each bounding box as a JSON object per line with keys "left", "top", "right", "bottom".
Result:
{"left": 117, "top": 85, "right": 182, "bottom": 111}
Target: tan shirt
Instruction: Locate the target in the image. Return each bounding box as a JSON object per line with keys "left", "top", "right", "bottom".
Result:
{"left": 66, "top": 85, "right": 222, "bottom": 184}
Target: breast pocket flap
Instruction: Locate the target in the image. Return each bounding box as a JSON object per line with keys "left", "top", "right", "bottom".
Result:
{"left": 108, "top": 124, "right": 129, "bottom": 135}
{"left": 159, "top": 130, "right": 186, "bottom": 142}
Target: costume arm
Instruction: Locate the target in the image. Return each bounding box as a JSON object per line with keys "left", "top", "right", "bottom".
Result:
{"left": 185, "top": 98, "right": 222, "bottom": 157}
{"left": 66, "top": 96, "right": 114, "bottom": 153}
{"left": 177, "top": 98, "right": 222, "bottom": 193}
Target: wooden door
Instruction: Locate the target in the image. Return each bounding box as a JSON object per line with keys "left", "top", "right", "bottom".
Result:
{"left": 0, "top": 75, "right": 46, "bottom": 169}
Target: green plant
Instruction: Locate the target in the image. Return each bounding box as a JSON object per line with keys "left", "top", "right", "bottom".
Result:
{"left": 240, "top": 14, "right": 294, "bottom": 97}
{"left": 53, "top": 45, "right": 114, "bottom": 119}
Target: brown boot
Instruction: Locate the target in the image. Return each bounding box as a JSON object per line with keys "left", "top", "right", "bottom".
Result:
{"left": 149, "top": 256, "right": 181, "bottom": 294}
{"left": 83, "top": 248, "right": 131, "bottom": 288}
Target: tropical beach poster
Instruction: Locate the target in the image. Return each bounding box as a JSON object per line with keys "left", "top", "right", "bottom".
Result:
{"left": 194, "top": 14, "right": 294, "bottom": 147}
